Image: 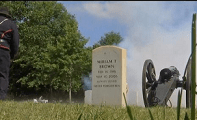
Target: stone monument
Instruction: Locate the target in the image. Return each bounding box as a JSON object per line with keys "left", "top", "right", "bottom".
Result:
{"left": 92, "top": 45, "right": 127, "bottom": 106}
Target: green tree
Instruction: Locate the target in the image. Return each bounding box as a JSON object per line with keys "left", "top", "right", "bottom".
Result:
{"left": 93, "top": 31, "right": 123, "bottom": 49}
{"left": 0, "top": 1, "right": 91, "bottom": 95}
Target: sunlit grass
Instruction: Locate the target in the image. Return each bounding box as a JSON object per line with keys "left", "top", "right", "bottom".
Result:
{"left": 0, "top": 100, "right": 193, "bottom": 120}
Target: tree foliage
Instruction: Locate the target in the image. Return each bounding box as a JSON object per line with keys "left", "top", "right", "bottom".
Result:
{"left": 93, "top": 31, "right": 123, "bottom": 49}
{"left": 0, "top": 2, "right": 123, "bottom": 96}
{"left": 0, "top": 1, "right": 92, "bottom": 94}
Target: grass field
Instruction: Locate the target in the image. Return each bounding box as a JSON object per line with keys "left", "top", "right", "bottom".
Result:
{"left": 0, "top": 100, "right": 194, "bottom": 120}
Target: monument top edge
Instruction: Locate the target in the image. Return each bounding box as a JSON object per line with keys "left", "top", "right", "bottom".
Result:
{"left": 93, "top": 45, "right": 126, "bottom": 52}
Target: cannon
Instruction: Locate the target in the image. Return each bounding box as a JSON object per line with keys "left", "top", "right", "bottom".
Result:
{"left": 142, "top": 58, "right": 192, "bottom": 107}
{"left": 142, "top": 14, "right": 197, "bottom": 108}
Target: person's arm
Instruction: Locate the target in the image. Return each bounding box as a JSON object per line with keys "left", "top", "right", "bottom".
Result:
{"left": 10, "top": 22, "right": 19, "bottom": 59}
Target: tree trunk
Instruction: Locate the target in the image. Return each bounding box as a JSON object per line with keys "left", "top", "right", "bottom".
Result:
{"left": 69, "top": 78, "right": 72, "bottom": 103}
{"left": 50, "top": 86, "right": 53, "bottom": 100}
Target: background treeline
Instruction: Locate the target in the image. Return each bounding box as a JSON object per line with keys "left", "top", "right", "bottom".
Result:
{"left": 0, "top": 1, "right": 123, "bottom": 97}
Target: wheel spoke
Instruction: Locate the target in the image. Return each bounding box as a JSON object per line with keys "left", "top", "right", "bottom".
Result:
{"left": 146, "top": 82, "right": 152, "bottom": 88}
{"left": 146, "top": 87, "right": 151, "bottom": 94}
{"left": 147, "top": 63, "right": 156, "bottom": 83}
{"left": 146, "top": 71, "right": 153, "bottom": 83}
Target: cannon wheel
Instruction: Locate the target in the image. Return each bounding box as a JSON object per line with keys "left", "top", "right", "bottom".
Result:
{"left": 185, "top": 57, "right": 192, "bottom": 108}
{"left": 142, "top": 59, "right": 157, "bottom": 107}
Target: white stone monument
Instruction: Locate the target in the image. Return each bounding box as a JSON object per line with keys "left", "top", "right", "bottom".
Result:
{"left": 92, "top": 45, "right": 127, "bottom": 107}
{"left": 84, "top": 90, "right": 92, "bottom": 104}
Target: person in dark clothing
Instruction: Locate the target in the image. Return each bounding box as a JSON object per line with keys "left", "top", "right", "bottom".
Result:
{"left": 0, "top": 7, "right": 19, "bottom": 100}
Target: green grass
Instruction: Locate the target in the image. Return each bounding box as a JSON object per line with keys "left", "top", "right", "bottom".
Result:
{"left": 0, "top": 100, "right": 193, "bottom": 120}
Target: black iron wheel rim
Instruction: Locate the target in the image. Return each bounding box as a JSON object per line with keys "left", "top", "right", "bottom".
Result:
{"left": 142, "top": 59, "right": 156, "bottom": 107}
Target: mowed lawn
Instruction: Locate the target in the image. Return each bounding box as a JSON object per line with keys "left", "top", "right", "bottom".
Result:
{"left": 0, "top": 101, "right": 194, "bottom": 120}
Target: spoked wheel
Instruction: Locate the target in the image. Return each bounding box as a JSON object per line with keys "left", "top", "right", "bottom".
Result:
{"left": 185, "top": 57, "right": 192, "bottom": 108}
{"left": 142, "top": 59, "right": 157, "bottom": 107}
